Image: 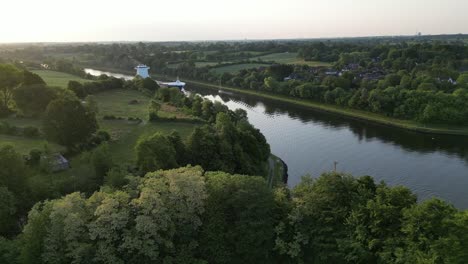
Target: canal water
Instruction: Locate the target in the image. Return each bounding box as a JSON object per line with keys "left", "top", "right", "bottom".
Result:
{"left": 85, "top": 69, "right": 468, "bottom": 208}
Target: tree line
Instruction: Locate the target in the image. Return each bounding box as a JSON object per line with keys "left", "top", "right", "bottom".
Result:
{"left": 1, "top": 166, "right": 467, "bottom": 264}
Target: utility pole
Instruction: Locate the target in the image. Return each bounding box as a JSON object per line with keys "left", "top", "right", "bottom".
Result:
{"left": 333, "top": 161, "right": 338, "bottom": 172}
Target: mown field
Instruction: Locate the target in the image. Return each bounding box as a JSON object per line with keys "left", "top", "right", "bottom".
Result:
{"left": 210, "top": 63, "right": 270, "bottom": 74}
{"left": 92, "top": 89, "right": 150, "bottom": 120}
{"left": 195, "top": 61, "right": 220, "bottom": 67}
{"left": 167, "top": 61, "right": 223, "bottom": 68}
{"left": 104, "top": 121, "right": 198, "bottom": 163}
{"left": 0, "top": 134, "right": 64, "bottom": 155}
{"left": 1, "top": 72, "right": 199, "bottom": 161}
{"left": 254, "top": 52, "right": 332, "bottom": 66}
{"left": 32, "top": 70, "right": 88, "bottom": 88}
{"left": 86, "top": 88, "right": 199, "bottom": 163}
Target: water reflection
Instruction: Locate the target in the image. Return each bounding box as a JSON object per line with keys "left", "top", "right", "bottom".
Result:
{"left": 193, "top": 85, "right": 468, "bottom": 162}
{"left": 190, "top": 84, "right": 468, "bottom": 209}
{"left": 83, "top": 69, "right": 468, "bottom": 208}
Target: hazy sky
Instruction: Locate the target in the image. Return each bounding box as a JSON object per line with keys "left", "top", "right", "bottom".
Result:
{"left": 1, "top": 0, "right": 467, "bottom": 42}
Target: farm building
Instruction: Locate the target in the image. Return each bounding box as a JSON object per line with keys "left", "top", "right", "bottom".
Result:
{"left": 44, "top": 153, "right": 70, "bottom": 172}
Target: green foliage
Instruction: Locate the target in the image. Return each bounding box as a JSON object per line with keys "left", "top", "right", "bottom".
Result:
{"left": 84, "top": 95, "right": 99, "bottom": 114}
{"left": 343, "top": 184, "right": 417, "bottom": 263}
{"left": 67, "top": 80, "right": 86, "bottom": 98}
{"left": 22, "top": 70, "right": 45, "bottom": 86}
{"left": 12, "top": 84, "right": 57, "bottom": 116}
{"left": 104, "top": 166, "right": 129, "bottom": 188}
{"left": 135, "top": 132, "right": 178, "bottom": 173}
{"left": 198, "top": 172, "right": 276, "bottom": 263}
{"left": 9, "top": 165, "right": 468, "bottom": 264}
{"left": 148, "top": 100, "right": 161, "bottom": 120}
{"left": 31, "top": 70, "right": 87, "bottom": 88}
{"left": 456, "top": 73, "right": 468, "bottom": 88}
{"left": 186, "top": 112, "right": 270, "bottom": 176}
{"left": 397, "top": 199, "right": 468, "bottom": 263}
{"left": 0, "top": 64, "right": 22, "bottom": 113}
{"left": 0, "top": 145, "right": 28, "bottom": 200}
{"left": 156, "top": 87, "right": 183, "bottom": 106}
{"left": 90, "top": 143, "right": 113, "bottom": 185}
{"left": 0, "top": 187, "right": 17, "bottom": 236}
{"left": 141, "top": 77, "right": 160, "bottom": 92}
{"left": 275, "top": 173, "right": 421, "bottom": 263}
{"left": 191, "top": 96, "right": 203, "bottom": 116}
{"left": 0, "top": 236, "right": 19, "bottom": 264}
{"left": 19, "top": 166, "right": 207, "bottom": 264}
{"left": 43, "top": 95, "right": 98, "bottom": 149}
{"left": 267, "top": 64, "right": 294, "bottom": 81}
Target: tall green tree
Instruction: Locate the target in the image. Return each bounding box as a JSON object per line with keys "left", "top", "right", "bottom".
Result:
{"left": 19, "top": 166, "right": 207, "bottom": 264}
{"left": 43, "top": 96, "right": 98, "bottom": 150}
{"left": 198, "top": 172, "right": 277, "bottom": 264}
{"left": 135, "top": 132, "right": 178, "bottom": 173}
{"left": 67, "top": 80, "right": 86, "bottom": 98}
{"left": 0, "top": 64, "right": 22, "bottom": 113}
{"left": 0, "top": 187, "right": 17, "bottom": 236}
{"left": 397, "top": 199, "right": 468, "bottom": 263}
{"left": 0, "top": 145, "right": 28, "bottom": 200}
{"left": 12, "top": 84, "right": 56, "bottom": 116}
{"left": 22, "top": 70, "right": 45, "bottom": 86}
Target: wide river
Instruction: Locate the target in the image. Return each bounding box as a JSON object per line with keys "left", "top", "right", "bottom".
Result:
{"left": 85, "top": 69, "right": 468, "bottom": 208}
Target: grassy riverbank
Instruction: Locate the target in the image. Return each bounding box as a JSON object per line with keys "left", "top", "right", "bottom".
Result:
{"left": 81, "top": 67, "right": 468, "bottom": 136}
{"left": 174, "top": 78, "right": 468, "bottom": 136}
{"left": 32, "top": 70, "right": 88, "bottom": 88}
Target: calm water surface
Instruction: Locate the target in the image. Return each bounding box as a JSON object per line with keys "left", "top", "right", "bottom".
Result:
{"left": 85, "top": 69, "right": 468, "bottom": 208}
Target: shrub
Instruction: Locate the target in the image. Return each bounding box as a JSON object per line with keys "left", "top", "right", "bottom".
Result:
{"left": 103, "top": 115, "right": 117, "bottom": 120}
{"left": 0, "top": 122, "right": 18, "bottom": 136}
{"left": 96, "top": 130, "right": 111, "bottom": 142}
{"left": 22, "top": 126, "right": 40, "bottom": 138}
{"left": 27, "top": 149, "right": 42, "bottom": 166}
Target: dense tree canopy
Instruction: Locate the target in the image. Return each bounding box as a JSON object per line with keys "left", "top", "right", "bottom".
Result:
{"left": 18, "top": 166, "right": 207, "bottom": 264}
{"left": 43, "top": 95, "right": 98, "bottom": 149}
{"left": 0, "top": 64, "right": 22, "bottom": 114}
{"left": 3, "top": 167, "right": 466, "bottom": 264}
{"left": 12, "top": 84, "right": 56, "bottom": 116}
{"left": 135, "top": 132, "right": 178, "bottom": 173}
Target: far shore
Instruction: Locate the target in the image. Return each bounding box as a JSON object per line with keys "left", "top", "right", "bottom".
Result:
{"left": 83, "top": 66, "right": 468, "bottom": 137}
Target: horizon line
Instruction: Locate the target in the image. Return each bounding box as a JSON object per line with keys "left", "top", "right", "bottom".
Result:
{"left": 1, "top": 32, "right": 467, "bottom": 45}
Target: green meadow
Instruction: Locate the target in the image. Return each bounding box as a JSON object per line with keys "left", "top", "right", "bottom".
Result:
{"left": 254, "top": 52, "right": 332, "bottom": 66}
{"left": 0, "top": 134, "right": 65, "bottom": 155}
{"left": 211, "top": 63, "right": 270, "bottom": 74}
{"left": 32, "top": 70, "right": 88, "bottom": 88}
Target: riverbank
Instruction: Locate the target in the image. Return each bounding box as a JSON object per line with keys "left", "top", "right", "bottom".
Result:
{"left": 267, "top": 154, "right": 288, "bottom": 188}
{"left": 172, "top": 78, "right": 468, "bottom": 137}
{"left": 83, "top": 66, "right": 468, "bottom": 136}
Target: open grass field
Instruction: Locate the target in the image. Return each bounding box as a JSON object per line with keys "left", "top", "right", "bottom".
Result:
{"left": 32, "top": 70, "right": 88, "bottom": 88}
{"left": 92, "top": 89, "right": 151, "bottom": 120}
{"left": 104, "top": 120, "right": 199, "bottom": 164}
{"left": 211, "top": 63, "right": 270, "bottom": 74}
{"left": 0, "top": 134, "right": 64, "bottom": 155}
{"left": 90, "top": 89, "right": 199, "bottom": 163}
{"left": 254, "top": 52, "right": 332, "bottom": 66}
{"left": 195, "top": 61, "right": 220, "bottom": 67}
{"left": 166, "top": 63, "right": 182, "bottom": 69}
{"left": 168, "top": 62, "right": 223, "bottom": 68}
{"left": 0, "top": 87, "right": 197, "bottom": 158}
{"left": 0, "top": 116, "right": 42, "bottom": 127}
